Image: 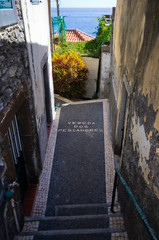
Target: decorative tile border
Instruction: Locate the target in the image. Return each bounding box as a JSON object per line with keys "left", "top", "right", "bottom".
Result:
{"left": 111, "top": 232, "right": 129, "bottom": 240}
{"left": 109, "top": 216, "right": 125, "bottom": 229}
{"left": 103, "top": 100, "right": 128, "bottom": 240}
{"left": 103, "top": 99, "right": 116, "bottom": 204}
{"left": 15, "top": 108, "right": 61, "bottom": 239}
{"left": 32, "top": 108, "right": 61, "bottom": 217}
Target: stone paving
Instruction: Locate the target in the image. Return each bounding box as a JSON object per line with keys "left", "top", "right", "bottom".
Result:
{"left": 44, "top": 101, "right": 106, "bottom": 217}
{"left": 15, "top": 99, "right": 128, "bottom": 240}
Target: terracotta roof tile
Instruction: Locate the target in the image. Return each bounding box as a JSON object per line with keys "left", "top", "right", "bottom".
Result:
{"left": 66, "top": 29, "right": 95, "bottom": 42}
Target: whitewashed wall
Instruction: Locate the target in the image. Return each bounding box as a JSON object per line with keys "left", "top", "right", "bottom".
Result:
{"left": 83, "top": 57, "right": 99, "bottom": 99}
{"left": 98, "top": 45, "right": 110, "bottom": 99}
{"left": 21, "top": 0, "right": 54, "bottom": 127}
{"left": 21, "top": 0, "right": 54, "bottom": 161}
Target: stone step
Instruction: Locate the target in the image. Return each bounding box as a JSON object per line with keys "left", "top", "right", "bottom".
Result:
{"left": 24, "top": 213, "right": 123, "bottom": 222}
{"left": 55, "top": 203, "right": 110, "bottom": 216}
{"left": 33, "top": 236, "right": 110, "bottom": 240}
{"left": 25, "top": 214, "right": 123, "bottom": 231}
{"left": 39, "top": 216, "right": 109, "bottom": 230}
{"left": 20, "top": 227, "right": 126, "bottom": 240}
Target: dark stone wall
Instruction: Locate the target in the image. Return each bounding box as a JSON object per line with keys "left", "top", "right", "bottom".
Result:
{"left": 0, "top": 0, "right": 43, "bottom": 180}
{"left": 0, "top": 0, "right": 44, "bottom": 238}
{"left": 0, "top": 0, "right": 30, "bottom": 110}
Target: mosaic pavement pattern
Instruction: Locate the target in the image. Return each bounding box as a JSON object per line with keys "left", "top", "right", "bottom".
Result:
{"left": 15, "top": 99, "right": 128, "bottom": 240}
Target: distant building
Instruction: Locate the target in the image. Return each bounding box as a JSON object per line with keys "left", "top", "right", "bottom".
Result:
{"left": 66, "top": 29, "right": 95, "bottom": 42}
{"left": 51, "top": 16, "right": 95, "bottom": 43}
{"left": 0, "top": 0, "right": 54, "bottom": 239}
{"left": 104, "top": 14, "right": 111, "bottom": 26}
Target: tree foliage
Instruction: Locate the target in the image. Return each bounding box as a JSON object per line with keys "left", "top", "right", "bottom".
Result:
{"left": 84, "top": 16, "right": 111, "bottom": 57}
{"left": 53, "top": 16, "right": 111, "bottom": 57}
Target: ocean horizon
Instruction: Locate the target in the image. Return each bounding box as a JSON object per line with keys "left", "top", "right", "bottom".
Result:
{"left": 51, "top": 8, "right": 112, "bottom": 37}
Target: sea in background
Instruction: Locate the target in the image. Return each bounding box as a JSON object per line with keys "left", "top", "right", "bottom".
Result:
{"left": 51, "top": 8, "right": 112, "bottom": 37}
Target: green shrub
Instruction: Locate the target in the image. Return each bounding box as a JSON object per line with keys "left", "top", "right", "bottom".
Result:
{"left": 54, "top": 41, "right": 90, "bottom": 55}
{"left": 64, "top": 41, "right": 89, "bottom": 55}
{"left": 52, "top": 51, "right": 88, "bottom": 98}
{"left": 84, "top": 16, "right": 111, "bottom": 57}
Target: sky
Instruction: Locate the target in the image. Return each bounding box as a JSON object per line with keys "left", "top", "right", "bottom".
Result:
{"left": 51, "top": 0, "right": 117, "bottom": 8}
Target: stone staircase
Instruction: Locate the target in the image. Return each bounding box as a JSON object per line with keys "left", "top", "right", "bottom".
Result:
{"left": 15, "top": 100, "right": 128, "bottom": 240}
{"left": 19, "top": 203, "right": 128, "bottom": 240}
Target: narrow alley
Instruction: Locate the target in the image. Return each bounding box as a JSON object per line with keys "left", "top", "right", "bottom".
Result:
{"left": 1, "top": 0, "right": 159, "bottom": 239}
{"left": 15, "top": 99, "right": 128, "bottom": 240}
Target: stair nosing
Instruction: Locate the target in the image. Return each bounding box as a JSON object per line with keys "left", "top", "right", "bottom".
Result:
{"left": 55, "top": 203, "right": 119, "bottom": 210}
{"left": 20, "top": 227, "right": 126, "bottom": 236}
{"left": 24, "top": 213, "right": 123, "bottom": 222}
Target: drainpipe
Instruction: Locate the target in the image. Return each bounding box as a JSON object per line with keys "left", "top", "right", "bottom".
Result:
{"left": 119, "top": 71, "right": 137, "bottom": 171}
{"left": 119, "top": 65, "right": 139, "bottom": 171}
{"left": 48, "top": 0, "right": 54, "bottom": 54}
{"left": 11, "top": 198, "right": 20, "bottom": 232}
{"left": 119, "top": 96, "right": 131, "bottom": 171}
{"left": 48, "top": 0, "right": 55, "bottom": 117}
{"left": 56, "top": 0, "right": 60, "bottom": 16}
{"left": 3, "top": 190, "right": 13, "bottom": 240}
{"left": 3, "top": 181, "right": 20, "bottom": 239}
{"left": 4, "top": 202, "right": 9, "bottom": 240}
{"left": 8, "top": 181, "right": 20, "bottom": 232}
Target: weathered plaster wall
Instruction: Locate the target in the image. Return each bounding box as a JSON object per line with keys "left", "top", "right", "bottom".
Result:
{"left": 110, "top": 0, "right": 159, "bottom": 238}
{"left": 82, "top": 57, "right": 99, "bottom": 99}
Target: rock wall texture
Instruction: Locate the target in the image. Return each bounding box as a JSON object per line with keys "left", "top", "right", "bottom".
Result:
{"left": 0, "top": 0, "right": 30, "bottom": 111}
{"left": 109, "top": 0, "right": 159, "bottom": 239}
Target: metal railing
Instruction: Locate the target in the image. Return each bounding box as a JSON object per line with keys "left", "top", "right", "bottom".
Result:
{"left": 111, "top": 168, "right": 159, "bottom": 240}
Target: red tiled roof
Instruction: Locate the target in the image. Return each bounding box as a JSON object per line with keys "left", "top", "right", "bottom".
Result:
{"left": 66, "top": 29, "right": 95, "bottom": 42}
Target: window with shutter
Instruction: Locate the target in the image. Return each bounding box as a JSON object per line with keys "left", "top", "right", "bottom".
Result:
{"left": 30, "top": 0, "right": 40, "bottom": 4}
{"left": 0, "top": 0, "right": 17, "bottom": 28}
{"left": 0, "top": 0, "right": 12, "bottom": 9}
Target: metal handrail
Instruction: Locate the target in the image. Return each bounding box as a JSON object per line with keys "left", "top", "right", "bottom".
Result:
{"left": 111, "top": 168, "right": 159, "bottom": 240}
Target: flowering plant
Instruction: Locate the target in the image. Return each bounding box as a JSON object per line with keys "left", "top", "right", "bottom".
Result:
{"left": 52, "top": 51, "right": 88, "bottom": 98}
